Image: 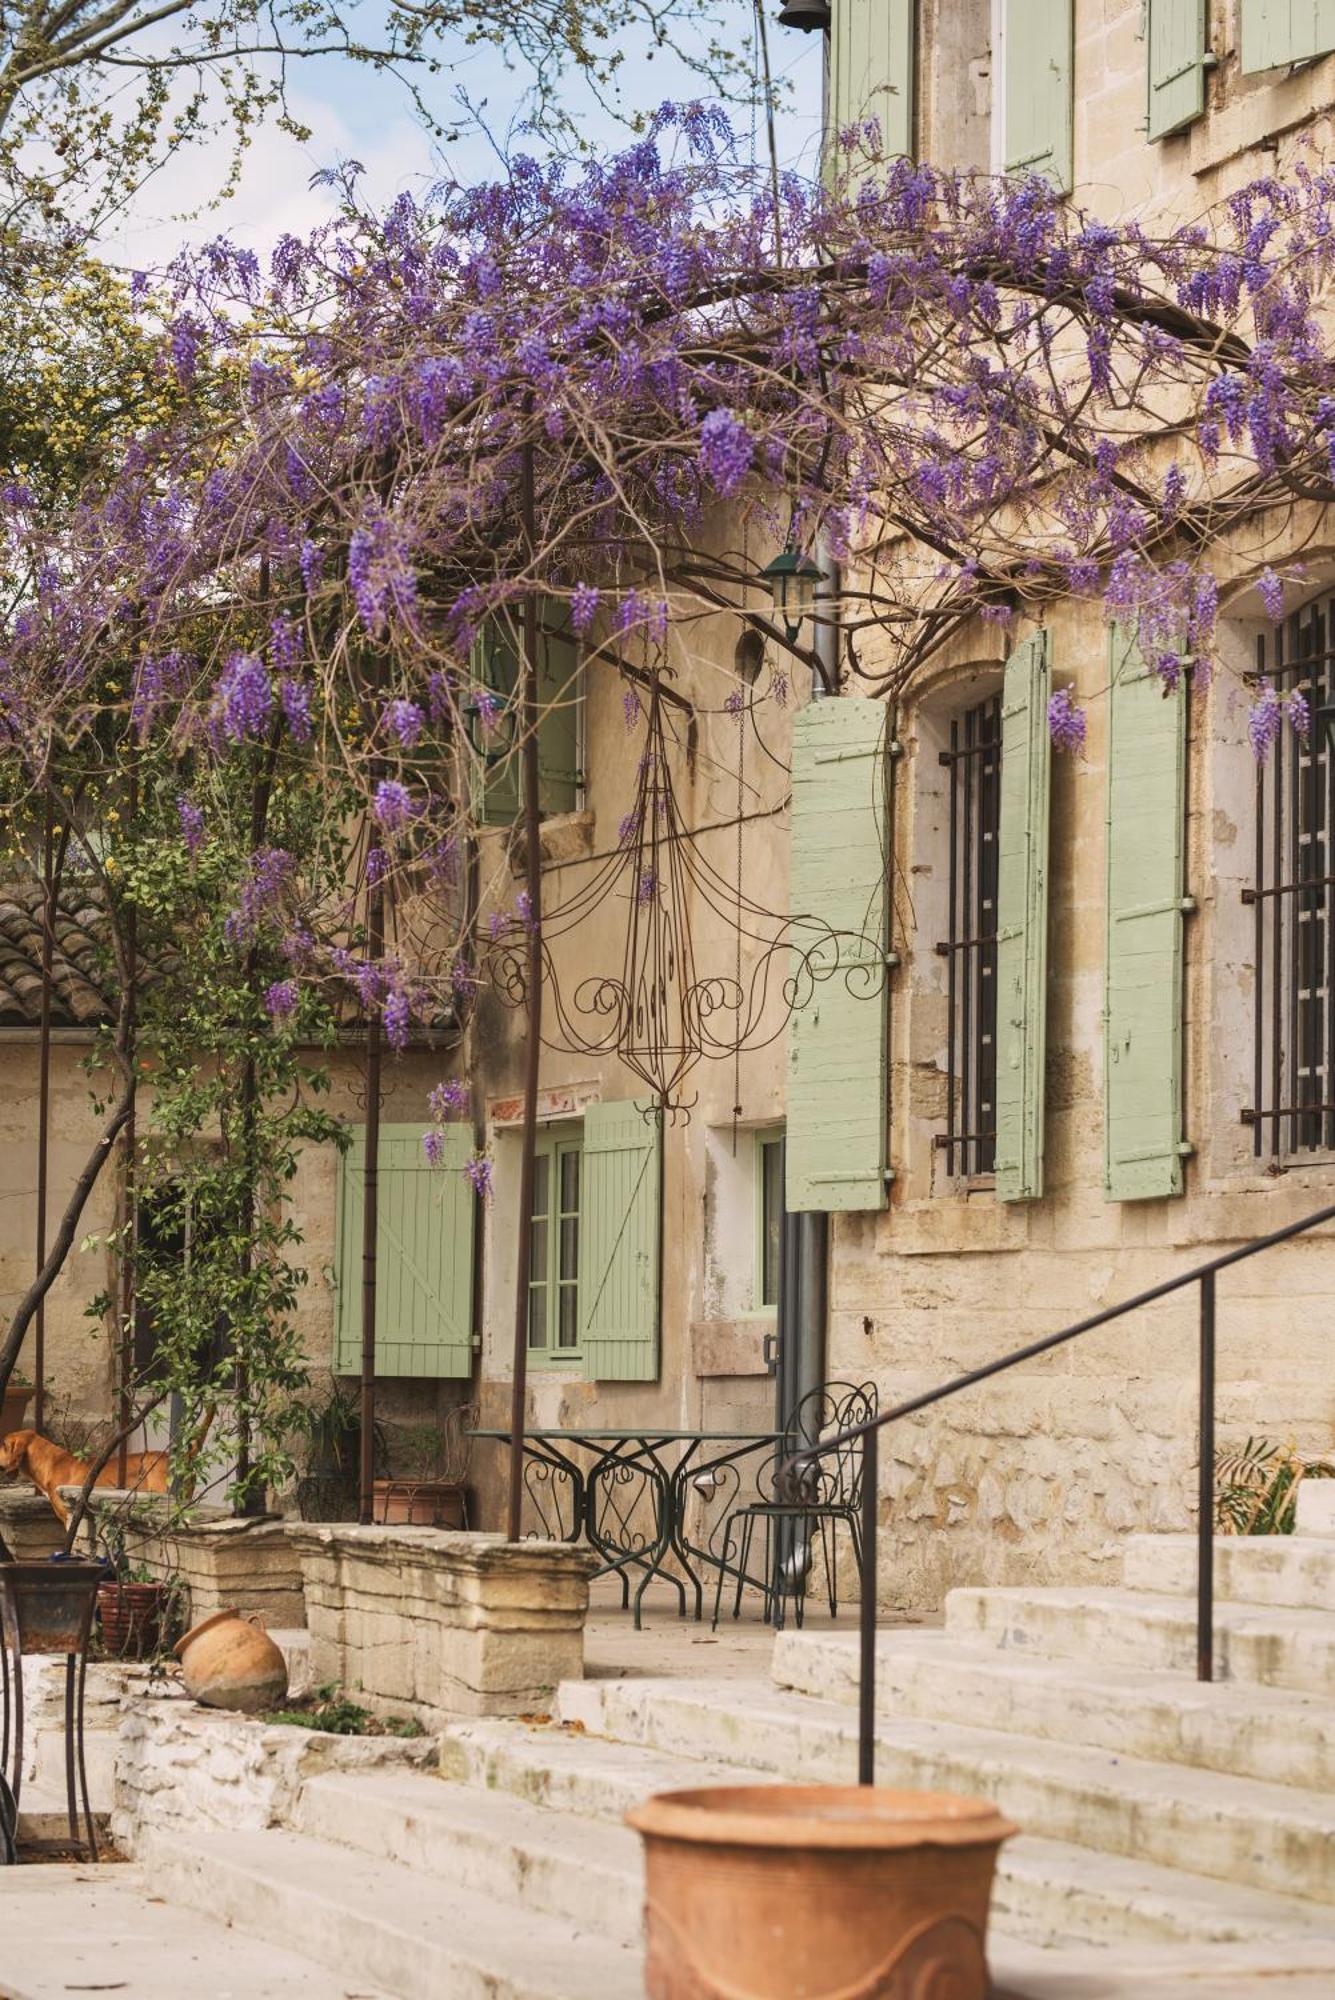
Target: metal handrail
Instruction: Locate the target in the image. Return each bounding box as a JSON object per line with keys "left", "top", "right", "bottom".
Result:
{"left": 784, "top": 1199, "right": 1335, "bottom": 1784}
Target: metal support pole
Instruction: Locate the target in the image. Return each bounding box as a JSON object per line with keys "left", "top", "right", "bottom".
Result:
{"left": 506, "top": 435, "right": 544, "bottom": 1547}
{"left": 1197, "top": 1271, "right": 1215, "bottom": 1683}
{"left": 35, "top": 796, "right": 54, "bottom": 1434}
{"left": 357, "top": 879, "right": 385, "bottom": 1526}
{"left": 858, "top": 1421, "right": 878, "bottom": 1785}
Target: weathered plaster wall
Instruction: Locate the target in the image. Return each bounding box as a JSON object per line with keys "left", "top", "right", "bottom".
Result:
{"left": 0, "top": 1035, "right": 119, "bottom": 1426}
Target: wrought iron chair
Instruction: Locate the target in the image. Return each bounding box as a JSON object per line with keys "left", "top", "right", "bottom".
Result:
{"left": 711, "top": 1381, "right": 877, "bottom": 1631}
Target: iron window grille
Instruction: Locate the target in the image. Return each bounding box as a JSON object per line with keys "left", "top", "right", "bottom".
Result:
{"left": 1243, "top": 595, "right": 1335, "bottom": 1163}
{"left": 936, "top": 693, "right": 1002, "bottom": 1178}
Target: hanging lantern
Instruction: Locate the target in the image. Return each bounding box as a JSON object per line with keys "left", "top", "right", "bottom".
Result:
{"left": 776, "top": 0, "right": 831, "bottom": 29}
{"left": 760, "top": 550, "right": 824, "bottom": 643}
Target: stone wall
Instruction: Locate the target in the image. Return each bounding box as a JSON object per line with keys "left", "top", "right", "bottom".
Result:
{"left": 112, "top": 1690, "right": 434, "bottom": 1854}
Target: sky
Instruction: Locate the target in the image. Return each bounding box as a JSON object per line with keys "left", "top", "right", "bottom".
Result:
{"left": 94, "top": 2, "right": 825, "bottom": 269}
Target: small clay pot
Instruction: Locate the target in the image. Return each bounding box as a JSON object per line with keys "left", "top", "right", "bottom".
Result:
{"left": 98, "top": 1579, "right": 173, "bottom": 1660}
{"left": 627, "top": 1784, "right": 1016, "bottom": 2000}
{"left": 174, "top": 1607, "right": 289, "bottom": 1714}
{"left": 373, "top": 1478, "right": 466, "bottom": 1528}
{"left": 0, "top": 1381, "right": 33, "bottom": 1435}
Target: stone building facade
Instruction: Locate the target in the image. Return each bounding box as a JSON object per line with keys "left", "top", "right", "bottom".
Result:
{"left": 9, "top": 2, "right": 1335, "bottom": 1616}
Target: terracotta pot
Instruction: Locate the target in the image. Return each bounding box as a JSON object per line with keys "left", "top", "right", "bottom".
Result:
{"left": 373, "top": 1478, "right": 466, "bottom": 1528}
{"left": 174, "top": 1607, "right": 289, "bottom": 1714}
{"left": 627, "top": 1785, "right": 1016, "bottom": 2000}
{"left": 1, "top": 1382, "right": 33, "bottom": 1435}
{"left": 97, "top": 1580, "right": 173, "bottom": 1660}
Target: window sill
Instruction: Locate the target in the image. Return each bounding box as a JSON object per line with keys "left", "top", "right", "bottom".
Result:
{"left": 506, "top": 810, "right": 595, "bottom": 875}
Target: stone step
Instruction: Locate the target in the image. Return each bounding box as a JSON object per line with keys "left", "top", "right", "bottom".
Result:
{"left": 142, "top": 1822, "right": 642, "bottom": 2000}
{"left": 297, "top": 1766, "right": 647, "bottom": 1948}
{"left": 771, "top": 1627, "right": 1335, "bottom": 1790}
{"left": 0, "top": 1863, "right": 396, "bottom": 2000}
{"left": 541, "top": 1680, "right": 1335, "bottom": 1907}
{"left": 304, "top": 1740, "right": 1335, "bottom": 1954}
{"left": 1123, "top": 1533, "right": 1335, "bottom": 1611}
{"left": 945, "top": 1584, "right": 1335, "bottom": 1693}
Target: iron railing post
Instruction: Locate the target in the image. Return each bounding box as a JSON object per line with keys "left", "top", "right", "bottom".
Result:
{"left": 858, "top": 1422, "right": 878, "bottom": 1785}
{"left": 1198, "top": 1270, "right": 1216, "bottom": 1682}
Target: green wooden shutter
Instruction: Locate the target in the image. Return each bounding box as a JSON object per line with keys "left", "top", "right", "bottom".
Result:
{"left": 1104, "top": 626, "right": 1190, "bottom": 1201}
{"left": 1241, "top": 0, "right": 1335, "bottom": 72}
{"left": 786, "top": 698, "right": 890, "bottom": 1213}
{"left": 476, "top": 622, "right": 521, "bottom": 827}
{"left": 334, "top": 1123, "right": 474, "bottom": 1378}
{"left": 578, "top": 1099, "right": 661, "bottom": 1381}
{"left": 993, "top": 631, "right": 1052, "bottom": 1202}
{"left": 1004, "top": 0, "right": 1074, "bottom": 192}
{"left": 1148, "top": 0, "right": 1209, "bottom": 138}
{"left": 829, "top": 0, "right": 914, "bottom": 164}
{"left": 537, "top": 607, "right": 580, "bottom": 815}
{"left": 478, "top": 604, "right": 581, "bottom": 824}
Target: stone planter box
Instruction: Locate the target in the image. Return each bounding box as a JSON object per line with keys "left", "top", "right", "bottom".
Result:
{"left": 0, "top": 1489, "right": 66, "bottom": 1561}
{"left": 83, "top": 1497, "right": 307, "bottom": 1629}
{"left": 289, "top": 1525, "right": 596, "bottom": 1725}
{"left": 112, "top": 1685, "right": 436, "bottom": 1856}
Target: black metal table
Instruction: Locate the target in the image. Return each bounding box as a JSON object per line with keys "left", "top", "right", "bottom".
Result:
{"left": 471, "top": 1427, "right": 778, "bottom": 1629}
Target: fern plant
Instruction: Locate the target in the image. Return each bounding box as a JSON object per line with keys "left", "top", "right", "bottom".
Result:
{"left": 1214, "top": 1437, "right": 1335, "bottom": 1536}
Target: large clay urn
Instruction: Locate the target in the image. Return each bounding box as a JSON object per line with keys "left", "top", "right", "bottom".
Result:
{"left": 627, "top": 1784, "right": 1016, "bottom": 2000}
{"left": 174, "top": 1608, "right": 289, "bottom": 1715}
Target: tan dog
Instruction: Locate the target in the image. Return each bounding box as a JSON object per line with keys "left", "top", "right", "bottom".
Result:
{"left": 0, "top": 1429, "right": 169, "bottom": 1526}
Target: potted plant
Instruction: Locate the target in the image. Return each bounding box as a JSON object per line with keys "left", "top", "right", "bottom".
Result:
{"left": 93, "top": 1520, "right": 180, "bottom": 1660}
{"left": 1, "top": 1377, "right": 34, "bottom": 1436}
{"left": 373, "top": 1407, "right": 473, "bottom": 1529}
{"left": 292, "top": 1381, "right": 386, "bottom": 1522}
{"left": 96, "top": 1566, "right": 179, "bottom": 1660}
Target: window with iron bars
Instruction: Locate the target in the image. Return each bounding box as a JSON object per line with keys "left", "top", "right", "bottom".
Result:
{"left": 935, "top": 693, "right": 1002, "bottom": 1178}
{"left": 1243, "top": 593, "right": 1335, "bottom": 1163}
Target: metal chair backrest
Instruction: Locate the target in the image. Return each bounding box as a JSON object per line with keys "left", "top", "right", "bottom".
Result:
{"left": 775, "top": 1381, "right": 877, "bottom": 1507}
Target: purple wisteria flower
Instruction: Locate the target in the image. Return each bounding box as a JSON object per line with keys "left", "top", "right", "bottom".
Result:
{"left": 169, "top": 315, "right": 204, "bottom": 385}
{"left": 1258, "top": 568, "right": 1286, "bottom": 622}
{"left": 429, "top": 1079, "right": 469, "bottom": 1118}
{"left": 178, "top": 797, "right": 205, "bottom": 856}
{"left": 270, "top": 614, "right": 303, "bottom": 674}
{"left": 623, "top": 687, "right": 642, "bottom": 731}
{"left": 464, "top": 1153, "right": 494, "bottom": 1200}
{"left": 699, "top": 409, "right": 753, "bottom": 496}
{"left": 299, "top": 540, "right": 324, "bottom": 594}
{"left": 216, "top": 652, "right": 273, "bottom": 743}
{"left": 265, "top": 979, "right": 299, "bottom": 1021}
{"left": 724, "top": 688, "right": 745, "bottom": 715}
{"left": 280, "top": 677, "right": 312, "bottom": 741}
{"left": 1047, "top": 687, "right": 1087, "bottom": 754}
{"left": 384, "top": 990, "right": 411, "bottom": 1049}
{"left": 1249, "top": 681, "right": 1283, "bottom": 761}
{"left": 618, "top": 809, "right": 641, "bottom": 847}
{"left": 385, "top": 698, "right": 424, "bottom": 749}
{"left": 771, "top": 673, "right": 789, "bottom": 707}
{"left": 422, "top": 1129, "right": 446, "bottom": 1167}
{"left": 225, "top": 847, "right": 294, "bottom": 943}
{"left": 637, "top": 868, "right": 658, "bottom": 904}
{"left": 571, "top": 584, "right": 600, "bottom": 634}
{"left": 348, "top": 514, "right": 417, "bottom": 635}
{"left": 366, "top": 846, "right": 389, "bottom": 885}
{"left": 373, "top": 778, "right": 415, "bottom": 830}
{"left": 1288, "top": 688, "right": 1311, "bottom": 739}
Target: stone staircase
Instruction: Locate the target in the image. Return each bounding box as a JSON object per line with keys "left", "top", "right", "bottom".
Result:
{"left": 127, "top": 1531, "right": 1335, "bottom": 1999}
